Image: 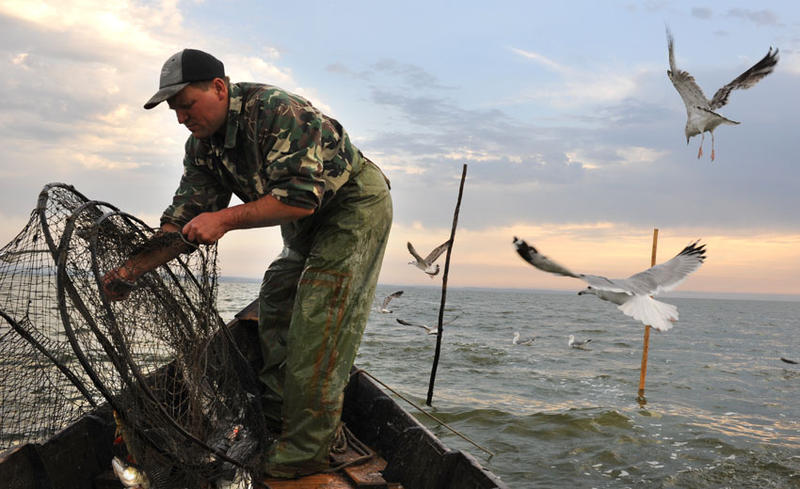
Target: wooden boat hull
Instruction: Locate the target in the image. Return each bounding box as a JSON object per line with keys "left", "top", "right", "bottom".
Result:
{"left": 0, "top": 302, "right": 506, "bottom": 489}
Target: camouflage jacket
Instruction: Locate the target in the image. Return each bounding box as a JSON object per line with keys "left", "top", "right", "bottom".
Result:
{"left": 161, "top": 82, "right": 365, "bottom": 228}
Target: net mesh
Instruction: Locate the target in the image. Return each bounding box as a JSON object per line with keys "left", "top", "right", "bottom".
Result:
{"left": 0, "top": 183, "right": 268, "bottom": 488}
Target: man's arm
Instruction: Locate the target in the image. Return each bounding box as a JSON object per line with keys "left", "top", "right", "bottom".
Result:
{"left": 181, "top": 194, "right": 314, "bottom": 244}
{"left": 102, "top": 224, "right": 193, "bottom": 300}
{"left": 103, "top": 195, "right": 312, "bottom": 300}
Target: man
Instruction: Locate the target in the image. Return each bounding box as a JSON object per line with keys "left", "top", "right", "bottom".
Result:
{"left": 105, "top": 49, "right": 392, "bottom": 478}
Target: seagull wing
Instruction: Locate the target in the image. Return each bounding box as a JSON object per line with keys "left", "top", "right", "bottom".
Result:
{"left": 709, "top": 47, "right": 779, "bottom": 110}
{"left": 579, "top": 274, "right": 633, "bottom": 294}
{"left": 381, "top": 290, "right": 403, "bottom": 309}
{"left": 666, "top": 27, "right": 711, "bottom": 111}
{"left": 442, "top": 314, "right": 461, "bottom": 326}
{"left": 513, "top": 237, "right": 580, "bottom": 278}
{"left": 407, "top": 242, "right": 425, "bottom": 263}
{"left": 397, "top": 318, "right": 432, "bottom": 330}
{"left": 615, "top": 241, "right": 707, "bottom": 296}
{"left": 423, "top": 240, "right": 451, "bottom": 265}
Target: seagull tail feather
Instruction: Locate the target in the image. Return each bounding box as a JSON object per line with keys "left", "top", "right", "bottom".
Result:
{"left": 617, "top": 295, "right": 677, "bottom": 332}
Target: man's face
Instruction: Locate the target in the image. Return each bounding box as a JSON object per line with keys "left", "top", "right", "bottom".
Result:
{"left": 168, "top": 80, "right": 228, "bottom": 139}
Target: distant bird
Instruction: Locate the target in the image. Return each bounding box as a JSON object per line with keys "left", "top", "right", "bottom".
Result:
{"left": 568, "top": 334, "right": 592, "bottom": 349}
{"left": 512, "top": 332, "right": 536, "bottom": 346}
{"left": 513, "top": 237, "right": 707, "bottom": 332}
{"left": 407, "top": 240, "right": 451, "bottom": 277}
{"left": 397, "top": 314, "right": 460, "bottom": 335}
{"left": 379, "top": 290, "right": 404, "bottom": 313}
{"left": 781, "top": 357, "right": 798, "bottom": 365}
{"left": 397, "top": 318, "right": 436, "bottom": 335}
{"left": 666, "top": 27, "right": 779, "bottom": 161}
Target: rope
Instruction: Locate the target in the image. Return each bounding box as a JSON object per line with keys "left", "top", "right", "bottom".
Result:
{"left": 354, "top": 368, "right": 495, "bottom": 458}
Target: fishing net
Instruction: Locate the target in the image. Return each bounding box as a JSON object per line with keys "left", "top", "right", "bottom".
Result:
{"left": 0, "top": 183, "right": 268, "bottom": 488}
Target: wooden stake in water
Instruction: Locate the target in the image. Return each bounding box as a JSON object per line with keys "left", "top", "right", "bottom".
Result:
{"left": 638, "top": 228, "right": 659, "bottom": 403}
{"left": 426, "top": 164, "right": 467, "bottom": 407}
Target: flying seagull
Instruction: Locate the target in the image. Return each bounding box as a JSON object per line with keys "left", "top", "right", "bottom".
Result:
{"left": 513, "top": 332, "right": 536, "bottom": 346}
{"left": 666, "top": 27, "right": 778, "bottom": 161}
{"left": 397, "top": 314, "right": 460, "bottom": 335}
{"left": 568, "top": 334, "right": 592, "bottom": 349}
{"left": 407, "top": 240, "right": 451, "bottom": 278}
{"left": 513, "top": 237, "right": 707, "bottom": 332}
{"left": 379, "top": 290, "right": 404, "bottom": 313}
{"left": 397, "top": 318, "right": 437, "bottom": 335}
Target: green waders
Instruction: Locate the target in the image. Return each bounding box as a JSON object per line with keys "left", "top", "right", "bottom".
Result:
{"left": 257, "top": 160, "right": 392, "bottom": 478}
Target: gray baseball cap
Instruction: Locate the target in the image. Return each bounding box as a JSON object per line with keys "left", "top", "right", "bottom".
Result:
{"left": 144, "top": 49, "right": 225, "bottom": 109}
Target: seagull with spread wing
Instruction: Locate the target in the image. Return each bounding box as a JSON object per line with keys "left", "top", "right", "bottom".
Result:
{"left": 512, "top": 237, "right": 707, "bottom": 332}
{"left": 379, "top": 290, "right": 404, "bottom": 313}
{"left": 397, "top": 318, "right": 437, "bottom": 335}
{"left": 666, "top": 27, "right": 778, "bottom": 161}
{"left": 397, "top": 314, "right": 460, "bottom": 335}
{"left": 407, "top": 240, "right": 451, "bottom": 277}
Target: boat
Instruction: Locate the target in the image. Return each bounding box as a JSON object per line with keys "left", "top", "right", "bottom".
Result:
{"left": 0, "top": 299, "right": 507, "bottom": 489}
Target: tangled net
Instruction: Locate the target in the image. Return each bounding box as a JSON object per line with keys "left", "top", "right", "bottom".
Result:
{"left": 0, "top": 183, "right": 267, "bottom": 488}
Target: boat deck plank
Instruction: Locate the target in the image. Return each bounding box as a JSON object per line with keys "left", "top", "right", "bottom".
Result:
{"left": 342, "top": 457, "right": 390, "bottom": 487}
{"left": 261, "top": 473, "right": 356, "bottom": 489}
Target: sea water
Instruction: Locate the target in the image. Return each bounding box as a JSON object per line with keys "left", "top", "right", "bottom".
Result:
{"left": 218, "top": 281, "right": 800, "bottom": 488}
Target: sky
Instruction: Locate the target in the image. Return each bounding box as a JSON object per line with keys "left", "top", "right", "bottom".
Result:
{"left": 1, "top": 0, "right": 799, "bottom": 298}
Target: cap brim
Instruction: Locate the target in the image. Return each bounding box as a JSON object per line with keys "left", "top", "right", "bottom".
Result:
{"left": 143, "top": 82, "right": 190, "bottom": 110}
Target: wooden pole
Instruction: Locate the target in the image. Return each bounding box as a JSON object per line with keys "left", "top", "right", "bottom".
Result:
{"left": 426, "top": 164, "right": 467, "bottom": 406}
{"left": 637, "top": 228, "right": 658, "bottom": 403}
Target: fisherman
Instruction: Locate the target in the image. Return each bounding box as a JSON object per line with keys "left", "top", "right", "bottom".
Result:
{"left": 103, "top": 49, "right": 392, "bottom": 478}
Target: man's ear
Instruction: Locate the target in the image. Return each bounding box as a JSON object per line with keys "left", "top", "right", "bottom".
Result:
{"left": 213, "top": 78, "right": 227, "bottom": 100}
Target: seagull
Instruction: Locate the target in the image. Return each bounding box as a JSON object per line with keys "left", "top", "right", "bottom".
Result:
{"left": 568, "top": 334, "right": 592, "bottom": 349}
{"left": 407, "top": 240, "right": 451, "bottom": 278}
{"left": 397, "top": 314, "right": 460, "bottom": 335}
{"left": 781, "top": 357, "right": 798, "bottom": 365}
{"left": 512, "top": 332, "right": 536, "bottom": 346}
{"left": 397, "top": 318, "right": 436, "bottom": 335}
{"left": 513, "top": 237, "right": 707, "bottom": 332}
{"left": 379, "top": 290, "right": 404, "bottom": 313}
{"left": 666, "top": 27, "right": 779, "bottom": 162}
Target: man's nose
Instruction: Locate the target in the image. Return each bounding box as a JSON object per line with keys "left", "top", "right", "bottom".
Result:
{"left": 176, "top": 110, "right": 188, "bottom": 124}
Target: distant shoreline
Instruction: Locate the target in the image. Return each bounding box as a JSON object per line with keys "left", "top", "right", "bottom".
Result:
{"left": 218, "top": 276, "right": 800, "bottom": 303}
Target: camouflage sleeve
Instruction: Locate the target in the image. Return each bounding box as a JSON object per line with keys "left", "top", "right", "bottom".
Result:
{"left": 160, "top": 143, "right": 233, "bottom": 228}
{"left": 258, "top": 95, "right": 351, "bottom": 210}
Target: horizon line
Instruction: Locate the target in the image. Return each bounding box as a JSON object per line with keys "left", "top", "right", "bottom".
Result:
{"left": 217, "top": 276, "right": 800, "bottom": 303}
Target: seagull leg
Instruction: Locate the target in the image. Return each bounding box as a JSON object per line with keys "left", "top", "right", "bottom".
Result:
{"left": 697, "top": 133, "right": 704, "bottom": 159}
{"left": 710, "top": 131, "right": 715, "bottom": 162}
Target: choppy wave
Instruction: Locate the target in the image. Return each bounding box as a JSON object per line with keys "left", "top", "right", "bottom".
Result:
{"left": 219, "top": 281, "right": 800, "bottom": 488}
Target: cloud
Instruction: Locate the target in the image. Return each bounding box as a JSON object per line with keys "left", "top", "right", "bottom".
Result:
{"left": 371, "top": 59, "right": 453, "bottom": 90}
{"left": 567, "top": 146, "right": 669, "bottom": 169}
{"left": 726, "top": 8, "right": 780, "bottom": 26}
{"left": 0, "top": 0, "right": 184, "bottom": 57}
{"left": 1, "top": 1, "right": 798, "bottom": 298}
{"left": 379, "top": 221, "right": 800, "bottom": 295}
{"left": 0, "top": 0, "right": 303, "bottom": 219}
{"left": 691, "top": 7, "right": 713, "bottom": 19}
{"left": 508, "top": 47, "right": 656, "bottom": 107}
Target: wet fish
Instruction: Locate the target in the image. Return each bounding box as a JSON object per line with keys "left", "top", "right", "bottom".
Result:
{"left": 112, "top": 456, "right": 151, "bottom": 489}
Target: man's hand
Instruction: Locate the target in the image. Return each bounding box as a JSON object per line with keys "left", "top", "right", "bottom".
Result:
{"left": 182, "top": 211, "right": 229, "bottom": 244}
{"left": 102, "top": 266, "right": 138, "bottom": 301}
{"left": 181, "top": 195, "right": 314, "bottom": 245}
